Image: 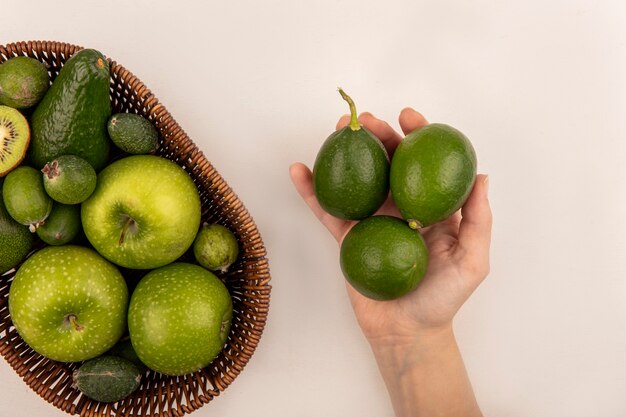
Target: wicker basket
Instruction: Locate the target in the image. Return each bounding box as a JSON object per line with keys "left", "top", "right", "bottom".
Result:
{"left": 0, "top": 40, "right": 271, "bottom": 417}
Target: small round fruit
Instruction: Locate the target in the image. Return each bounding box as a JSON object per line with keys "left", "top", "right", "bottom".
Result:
{"left": 2, "top": 165, "right": 52, "bottom": 231}
{"left": 0, "top": 180, "right": 32, "bottom": 273}
{"left": 0, "top": 105, "right": 30, "bottom": 177}
{"left": 36, "top": 203, "right": 81, "bottom": 245}
{"left": 313, "top": 89, "right": 389, "bottom": 220}
{"left": 107, "top": 113, "right": 158, "bottom": 154}
{"left": 128, "top": 263, "right": 233, "bottom": 376}
{"left": 42, "top": 155, "right": 97, "bottom": 204}
{"left": 73, "top": 355, "right": 142, "bottom": 403}
{"left": 108, "top": 337, "right": 145, "bottom": 369}
{"left": 0, "top": 56, "right": 50, "bottom": 109}
{"left": 193, "top": 224, "right": 239, "bottom": 272}
{"left": 390, "top": 123, "right": 477, "bottom": 228}
{"left": 340, "top": 215, "right": 429, "bottom": 301}
{"left": 9, "top": 245, "right": 128, "bottom": 362}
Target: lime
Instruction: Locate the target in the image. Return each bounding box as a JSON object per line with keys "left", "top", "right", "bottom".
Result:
{"left": 340, "top": 215, "right": 428, "bottom": 300}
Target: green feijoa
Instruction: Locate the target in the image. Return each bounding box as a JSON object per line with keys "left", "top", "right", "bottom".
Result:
{"left": 36, "top": 203, "right": 81, "bottom": 245}
{"left": 193, "top": 224, "right": 239, "bottom": 272}
{"left": 107, "top": 113, "right": 158, "bottom": 155}
{"left": 313, "top": 89, "right": 389, "bottom": 220}
{"left": 73, "top": 355, "right": 142, "bottom": 403}
{"left": 108, "top": 337, "right": 146, "bottom": 370}
{"left": 3, "top": 165, "right": 52, "bottom": 232}
{"left": 42, "top": 155, "right": 97, "bottom": 204}
{"left": 0, "top": 179, "right": 33, "bottom": 273}
{"left": 340, "top": 215, "right": 429, "bottom": 301}
{"left": 0, "top": 56, "right": 50, "bottom": 109}
{"left": 390, "top": 123, "right": 477, "bottom": 229}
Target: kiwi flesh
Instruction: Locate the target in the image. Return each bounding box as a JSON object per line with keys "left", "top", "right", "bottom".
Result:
{"left": 0, "top": 105, "right": 30, "bottom": 177}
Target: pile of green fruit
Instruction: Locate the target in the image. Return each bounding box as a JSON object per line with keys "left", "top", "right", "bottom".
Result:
{"left": 313, "top": 89, "right": 477, "bottom": 300}
{"left": 0, "top": 49, "right": 240, "bottom": 403}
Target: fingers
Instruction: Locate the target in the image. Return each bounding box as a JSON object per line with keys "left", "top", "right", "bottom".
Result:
{"left": 398, "top": 107, "right": 429, "bottom": 136}
{"left": 458, "top": 174, "right": 492, "bottom": 278}
{"left": 288, "top": 162, "right": 351, "bottom": 243}
{"left": 336, "top": 112, "right": 403, "bottom": 157}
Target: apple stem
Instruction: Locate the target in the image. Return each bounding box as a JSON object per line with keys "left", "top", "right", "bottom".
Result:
{"left": 65, "top": 314, "right": 84, "bottom": 332}
{"left": 338, "top": 87, "right": 361, "bottom": 132}
{"left": 119, "top": 217, "right": 136, "bottom": 246}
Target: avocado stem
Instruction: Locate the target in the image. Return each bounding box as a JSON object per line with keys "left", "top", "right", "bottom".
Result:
{"left": 338, "top": 88, "right": 361, "bottom": 131}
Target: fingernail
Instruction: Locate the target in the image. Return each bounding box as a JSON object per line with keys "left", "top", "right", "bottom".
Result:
{"left": 483, "top": 175, "right": 489, "bottom": 197}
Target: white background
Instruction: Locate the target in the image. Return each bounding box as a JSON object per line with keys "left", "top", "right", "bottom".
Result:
{"left": 1, "top": 0, "right": 626, "bottom": 416}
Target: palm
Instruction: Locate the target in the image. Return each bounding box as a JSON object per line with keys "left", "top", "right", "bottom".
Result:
{"left": 290, "top": 108, "right": 491, "bottom": 345}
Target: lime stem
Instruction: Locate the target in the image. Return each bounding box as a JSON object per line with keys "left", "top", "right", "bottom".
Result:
{"left": 338, "top": 88, "right": 361, "bottom": 131}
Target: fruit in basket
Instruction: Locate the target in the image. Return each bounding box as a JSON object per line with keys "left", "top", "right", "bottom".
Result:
{"left": 128, "top": 262, "right": 232, "bottom": 376}
{"left": 193, "top": 223, "right": 239, "bottom": 272}
{"left": 29, "top": 49, "right": 111, "bottom": 170}
{"left": 0, "top": 56, "right": 50, "bottom": 109}
{"left": 2, "top": 165, "right": 52, "bottom": 232}
{"left": 8, "top": 245, "right": 128, "bottom": 362}
{"left": 0, "top": 179, "right": 33, "bottom": 273}
{"left": 107, "top": 113, "right": 159, "bottom": 154}
{"left": 108, "top": 337, "right": 145, "bottom": 369}
{"left": 36, "top": 203, "right": 81, "bottom": 245}
{"left": 42, "top": 155, "right": 97, "bottom": 204}
{"left": 313, "top": 88, "right": 389, "bottom": 220}
{"left": 0, "top": 105, "right": 30, "bottom": 177}
{"left": 81, "top": 155, "right": 201, "bottom": 269}
{"left": 340, "top": 215, "right": 429, "bottom": 300}
{"left": 73, "top": 355, "right": 142, "bottom": 403}
{"left": 390, "top": 123, "right": 477, "bottom": 228}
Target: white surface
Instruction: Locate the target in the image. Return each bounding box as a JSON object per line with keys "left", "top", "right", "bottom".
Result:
{"left": 2, "top": 1, "right": 626, "bottom": 416}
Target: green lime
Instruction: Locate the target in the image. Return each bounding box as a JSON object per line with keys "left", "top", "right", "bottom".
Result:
{"left": 42, "top": 155, "right": 97, "bottom": 204}
{"left": 390, "top": 123, "right": 476, "bottom": 228}
{"left": 193, "top": 224, "right": 239, "bottom": 272}
{"left": 340, "top": 215, "right": 428, "bottom": 300}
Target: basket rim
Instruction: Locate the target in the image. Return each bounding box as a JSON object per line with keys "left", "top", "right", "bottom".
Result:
{"left": 0, "top": 39, "right": 272, "bottom": 417}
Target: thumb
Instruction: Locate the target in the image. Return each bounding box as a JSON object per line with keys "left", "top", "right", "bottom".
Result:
{"left": 457, "top": 175, "right": 492, "bottom": 277}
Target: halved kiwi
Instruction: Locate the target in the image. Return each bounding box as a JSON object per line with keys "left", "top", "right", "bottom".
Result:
{"left": 0, "top": 105, "right": 30, "bottom": 177}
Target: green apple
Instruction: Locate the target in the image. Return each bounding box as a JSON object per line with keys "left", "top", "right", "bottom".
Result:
{"left": 8, "top": 245, "right": 128, "bottom": 362}
{"left": 81, "top": 155, "right": 201, "bottom": 269}
{"left": 128, "top": 262, "right": 232, "bottom": 376}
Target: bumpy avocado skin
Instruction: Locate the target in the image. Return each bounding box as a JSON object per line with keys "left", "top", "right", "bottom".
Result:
{"left": 390, "top": 123, "right": 477, "bottom": 227}
{"left": 29, "top": 49, "right": 111, "bottom": 170}
{"left": 313, "top": 126, "right": 389, "bottom": 220}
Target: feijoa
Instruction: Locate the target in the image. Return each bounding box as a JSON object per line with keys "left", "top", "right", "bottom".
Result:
{"left": 107, "top": 113, "right": 158, "bottom": 154}
{"left": 0, "top": 56, "right": 50, "bottom": 109}
{"left": 36, "top": 203, "right": 81, "bottom": 245}
{"left": 0, "top": 179, "right": 33, "bottom": 273}
{"left": 193, "top": 223, "right": 239, "bottom": 272}
{"left": 390, "top": 123, "right": 477, "bottom": 228}
{"left": 42, "top": 155, "right": 97, "bottom": 204}
{"left": 2, "top": 165, "right": 52, "bottom": 232}
{"left": 340, "top": 215, "right": 428, "bottom": 300}
{"left": 313, "top": 89, "right": 389, "bottom": 220}
{"left": 73, "top": 355, "right": 142, "bottom": 403}
{"left": 0, "top": 105, "right": 31, "bottom": 177}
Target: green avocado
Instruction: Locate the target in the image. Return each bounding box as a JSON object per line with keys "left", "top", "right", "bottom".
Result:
{"left": 29, "top": 49, "right": 111, "bottom": 170}
{"left": 390, "top": 123, "right": 477, "bottom": 228}
{"left": 313, "top": 89, "right": 389, "bottom": 220}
